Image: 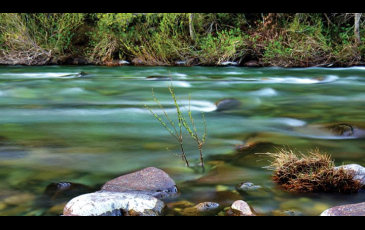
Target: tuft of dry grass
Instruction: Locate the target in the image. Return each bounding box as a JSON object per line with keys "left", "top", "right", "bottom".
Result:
{"left": 266, "top": 148, "right": 361, "bottom": 193}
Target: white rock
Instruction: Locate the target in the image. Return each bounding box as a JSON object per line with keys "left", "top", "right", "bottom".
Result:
{"left": 335, "top": 164, "right": 365, "bottom": 186}
{"left": 220, "top": 61, "right": 238, "bottom": 66}
{"left": 63, "top": 191, "right": 165, "bottom": 216}
{"left": 226, "top": 200, "right": 255, "bottom": 216}
{"left": 119, "top": 60, "right": 130, "bottom": 65}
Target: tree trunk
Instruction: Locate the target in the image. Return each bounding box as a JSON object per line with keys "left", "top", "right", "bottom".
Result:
{"left": 355, "top": 13, "right": 362, "bottom": 44}
{"left": 189, "top": 13, "right": 196, "bottom": 44}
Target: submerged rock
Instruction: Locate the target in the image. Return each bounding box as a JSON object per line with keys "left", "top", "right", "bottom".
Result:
{"left": 236, "top": 182, "right": 262, "bottom": 192}
{"left": 233, "top": 142, "right": 277, "bottom": 166}
{"left": 226, "top": 200, "right": 255, "bottom": 216}
{"left": 325, "top": 124, "right": 355, "bottom": 136}
{"left": 195, "top": 202, "right": 220, "bottom": 212}
{"left": 215, "top": 98, "right": 241, "bottom": 111}
{"left": 60, "top": 72, "right": 87, "bottom": 78}
{"left": 63, "top": 191, "right": 165, "bottom": 216}
{"left": 320, "top": 202, "right": 365, "bottom": 216}
{"left": 335, "top": 164, "right": 365, "bottom": 188}
{"left": 43, "top": 182, "right": 94, "bottom": 201}
{"left": 146, "top": 76, "right": 171, "bottom": 80}
{"left": 272, "top": 210, "right": 303, "bottom": 216}
{"left": 101, "top": 167, "right": 178, "bottom": 199}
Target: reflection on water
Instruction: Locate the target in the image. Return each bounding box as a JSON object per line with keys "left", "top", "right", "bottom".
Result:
{"left": 0, "top": 66, "right": 365, "bottom": 216}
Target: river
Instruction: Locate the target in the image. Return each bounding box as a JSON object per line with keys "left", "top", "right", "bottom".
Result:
{"left": 0, "top": 65, "right": 365, "bottom": 216}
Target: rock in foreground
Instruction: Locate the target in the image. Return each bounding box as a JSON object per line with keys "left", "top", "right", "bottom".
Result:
{"left": 320, "top": 202, "right": 365, "bottom": 216}
{"left": 63, "top": 192, "right": 165, "bottom": 216}
{"left": 226, "top": 200, "right": 255, "bottom": 216}
{"left": 101, "top": 167, "right": 178, "bottom": 199}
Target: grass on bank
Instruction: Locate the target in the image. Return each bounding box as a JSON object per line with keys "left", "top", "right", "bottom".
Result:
{"left": 265, "top": 148, "right": 361, "bottom": 193}
{"left": 1, "top": 13, "right": 365, "bottom": 66}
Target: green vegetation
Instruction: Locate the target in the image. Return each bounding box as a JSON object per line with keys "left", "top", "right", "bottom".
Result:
{"left": 144, "top": 82, "right": 207, "bottom": 167}
{"left": 0, "top": 13, "right": 364, "bottom": 66}
{"left": 266, "top": 148, "right": 361, "bottom": 193}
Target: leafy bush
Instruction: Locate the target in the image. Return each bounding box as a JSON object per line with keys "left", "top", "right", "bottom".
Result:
{"left": 197, "top": 29, "right": 246, "bottom": 65}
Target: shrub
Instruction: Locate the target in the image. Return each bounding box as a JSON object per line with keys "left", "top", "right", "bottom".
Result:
{"left": 266, "top": 148, "right": 361, "bottom": 193}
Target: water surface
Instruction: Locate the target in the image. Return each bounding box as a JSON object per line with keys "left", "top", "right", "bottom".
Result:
{"left": 0, "top": 66, "right": 365, "bottom": 216}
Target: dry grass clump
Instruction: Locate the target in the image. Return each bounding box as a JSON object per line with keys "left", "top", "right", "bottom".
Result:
{"left": 267, "top": 148, "right": 360, "bottom": 193}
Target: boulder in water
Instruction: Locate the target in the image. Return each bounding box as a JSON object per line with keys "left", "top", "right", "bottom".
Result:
{"left": 101, "top": 167, "right": 179, "bottom": 199}
{"left": 226, "top": 200, "right": 256, "bottom": 216}
{"left": 215, "top": 98, "right": 241, "bottom": 111}
{"left": 63, "top": 191, "right": 165, "bottom": 216}
{"left": 321, "top": 202, "right": 365, "bottom": 216}
{"left": 325, "top": 124, "right": 354, "bottom": 136}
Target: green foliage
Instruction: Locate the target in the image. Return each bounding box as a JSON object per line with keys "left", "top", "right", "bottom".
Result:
{"left": 197, "top": 28, "right": 246, "bottom": 65}
{"left": 0, "top": 13, "right": 84, "bottom": 64}
{"left": 144, "top": 82, "right": 207, "bottom": 167}
{"left": 263, "top": 16, "right": 331, "bottom": 67}
{"left": 0, "top": 13, "right": 364, "bottom": 66}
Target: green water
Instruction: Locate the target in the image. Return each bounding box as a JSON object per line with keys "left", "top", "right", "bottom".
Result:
{"left": 1, "top": 65, "right": 365, "bottom": 216}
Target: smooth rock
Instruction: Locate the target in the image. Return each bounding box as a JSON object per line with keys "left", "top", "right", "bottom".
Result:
{"left": 320, "top": 202, "right": 365, "bottom": 216}
{"left": 226, "top": 200, "right": 255, "bottom": 216}
{"left": 325, "top": 124, "right": 354, "bottom": 136}
{"left": 236, "top": 182, "right": 262, "bottom": 191}
{"left": 175, "top": 61, "right": 187, "bottom": 65}
{"left": 63, "top": 191, "right": 165, "bottom": 216}
{"left": 220, "top": 61, "right": 238, "bottom": 66}
{"left": 119, "top": 60, "right": 130, "bottom": 65}
{"left": 101, "top": 167, "right": 178, "bottom": 199}
{"left": 272, "top": 210, "right": 303, "bottom": 216}
{"left": 195, "top": 202, "right": 220, "bottom": 212}
{"left": 215, "top": 98, "right": 241, "bottom": 111}
{"left": 335, "top": 164, "right": 365, "bottom": 187}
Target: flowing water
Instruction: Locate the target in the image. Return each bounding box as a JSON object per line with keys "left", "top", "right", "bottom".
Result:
{"left": 1, "top": 65, "right": 365, "bottom": 216}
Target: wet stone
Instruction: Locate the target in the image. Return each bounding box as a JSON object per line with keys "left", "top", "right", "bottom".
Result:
{"left": 321, "top": 202, "right": 365, "bottom": 216}
{"left": 63, "top": 191, "right": 165, "bottom": 216}
{"left": 215, "top": 98, "right": 241, "bottom": 111}
{"left": 272, "top": 210, "right": 303, "bottom": 216}
{"left": 236, "top": 182, "right": 262, "bottom": 192}
{"left": 226, "top": 200, "right": 255, "bottom": 216}
{"left": 324, "top": 124, "right": 354, "bottom": 136}
{"left": 195, "top": 202, "right": 220, "bottom": 212}
{"left": 101, "top": 167, "right": 178, "bottom": 199}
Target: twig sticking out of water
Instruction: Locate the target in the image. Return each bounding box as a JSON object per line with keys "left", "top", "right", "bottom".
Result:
{"left": 144, "top": 81, "right": 207, "bottom": 168}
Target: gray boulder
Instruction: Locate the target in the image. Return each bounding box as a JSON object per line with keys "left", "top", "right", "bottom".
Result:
{"left": 101, "top": 167, "right": 178, "bottom": 199}
{"left": 63, "top": 191, "right": 165, "bottom": 216}
{"left": 320, "top": 202, "right": 365, "bottom": 216}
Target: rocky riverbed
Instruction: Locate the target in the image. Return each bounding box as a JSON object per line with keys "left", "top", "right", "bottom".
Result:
{"left": 60, "top": 164, "right": 365, "bottom": 216}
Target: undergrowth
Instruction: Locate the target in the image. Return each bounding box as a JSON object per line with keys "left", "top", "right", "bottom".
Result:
{"left": 266, "top": 148, "right": 360, "bottom": 193}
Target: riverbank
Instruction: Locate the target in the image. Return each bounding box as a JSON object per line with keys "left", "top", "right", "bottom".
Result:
{"left": 1, "top": 13, "right": 364, "bottom": 68}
